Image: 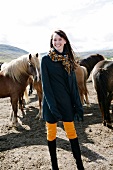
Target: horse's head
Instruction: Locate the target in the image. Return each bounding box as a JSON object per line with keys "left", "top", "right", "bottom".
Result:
{"left": 96, "top": 54, "right": 105, "bottom": 61}
{"left": 28, "top": 54, "right": 39, "bottom": 82}
{"left": 31, "top": 53, "right": 41, "bottom": 70}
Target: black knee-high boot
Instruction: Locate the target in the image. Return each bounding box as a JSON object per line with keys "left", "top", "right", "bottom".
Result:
{"left": 48, "top": 139, "right": 59, "bottom": 170}
{"left": 69, "top": 138, "right": 84, "bottom": 170}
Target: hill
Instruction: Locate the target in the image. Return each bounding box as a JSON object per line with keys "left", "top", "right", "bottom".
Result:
{"left": 0, "top": 44, "right": 113, "bottom": 62}
{"left": 76, "top": 49, "right": 113, "bottom": 59}
{"left": 40, "top": 49, "right": 113, "bottom": 60}
{"left": 0, "top": 44, "right": 29, "bottom": 62}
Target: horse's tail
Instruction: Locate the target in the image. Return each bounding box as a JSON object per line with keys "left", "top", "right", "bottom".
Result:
{"left": 95, "top": 69, "right": 110, "bottom": 123}
{"left": 23, "top": 88, "right": 29, "bottom": 103}
{"left": 96, "top": 69, "right": 107, "bottom": 101}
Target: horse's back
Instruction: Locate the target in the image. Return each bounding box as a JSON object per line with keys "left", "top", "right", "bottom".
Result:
{"left": 0, "top": 73, "right": 26, "bottom": 98}
{"left": 92, "top": 60, "right": 113, "bottom": 75}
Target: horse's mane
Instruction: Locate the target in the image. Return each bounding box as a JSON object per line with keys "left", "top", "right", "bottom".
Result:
{"left": 2, "top": 54, "right": 30, "bottom": 82}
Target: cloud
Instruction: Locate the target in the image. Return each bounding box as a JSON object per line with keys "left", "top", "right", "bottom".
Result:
{"left": 0, "top": 0, "right": 113, "bottom": 53}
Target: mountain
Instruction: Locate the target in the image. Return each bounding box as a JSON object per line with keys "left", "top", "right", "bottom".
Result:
{"left": 0, "top": 44, "right": 29, "bottom": 62}
{"left": 76, "top": 49, "right": 113, "bottom": 59}
{"left": 40, "top": 49, "right": 113, "bottom": 60}
{"left": 0, "top": 44, "right": 113, "bottom": 62}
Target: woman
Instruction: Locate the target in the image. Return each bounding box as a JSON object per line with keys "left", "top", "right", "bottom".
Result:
{"left": 41, "top": 30, "right": 84, "bottom": 170}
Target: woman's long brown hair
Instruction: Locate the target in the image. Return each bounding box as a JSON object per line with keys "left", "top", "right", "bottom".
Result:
{"left": 50, "top": 30, "right": 78, "bottom": 69}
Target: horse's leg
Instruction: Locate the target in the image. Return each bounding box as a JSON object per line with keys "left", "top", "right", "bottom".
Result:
{"left": 33, "top": 80, "right": 43, "bottom": 120}
{"left": 98, "top": 96, "right": 111, "bottom": 126}
{"left": 96, "top": 88, "right": 106, "bottom": 126}
{"left": 11, "top": 97, "right": 19, "bottom": 127}
{"left": 18, "top": 95, "right": 25, "bottom": 117}
{"left": 35, "top": 91, "right": 43, "bottom": 119}
{"left": 10, "top": 110, "right": 14, "bottom": 121}
{"left": 105, "top": 94, "right": 112, "bottom": 127}
{"left": 80, "top": 92, "right": 84, "bottom": 105}
{"left": 38, "top": 97, "right": 42, "bottom": 119}
{"left": 84, "top": 87, "right": 90, "bottom": 107}
{"left": 77, "top": 85, "right": 84, "bottom": 105}
{"left": 29, "top": 82, "right": 33, "bottom": 96}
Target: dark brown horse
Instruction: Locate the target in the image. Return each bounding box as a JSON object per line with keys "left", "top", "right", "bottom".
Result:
{"left": 79, "top": 54, "right": 105, "bottom": 79}
{"left": 92, "top": 60, "right": 113, "bottom": 127}
{"left": 77, "top": 54, "right": 105, "bottom": 105}
{"left": 0, "top": 54, "right": 39, "bottom": 127}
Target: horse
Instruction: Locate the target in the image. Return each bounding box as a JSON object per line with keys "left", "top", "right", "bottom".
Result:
{"left": 74, "top": 65, "right": 89, "bottom": 106}
{"left": 0, "top": 61, "right": 31, "bottom": 111}
{"left": 23, "top": 53, "right": 43, "bottom": 120}
{"left": 76, "top": 54, "right": 105, "bottom": 106}
{"left": 92, "top": 59, "right": 113, "bottom": 127}
{"left": 0, "top": 54, "right": 39, "bottom": 127}
{"left": 33, "top": 78, "right": 43, "bottom": 119}
{"left": 79, "top": 54, "right": 105, "bottom": 79}
{"left": 28, "top": 53, "right": 41, "bottom": 96}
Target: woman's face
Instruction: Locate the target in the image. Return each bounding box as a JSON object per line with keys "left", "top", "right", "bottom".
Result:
{"left": 52, "top": 33, "right": 66, "bottom": 53}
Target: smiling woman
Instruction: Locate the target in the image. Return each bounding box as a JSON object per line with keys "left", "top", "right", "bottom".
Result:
{"left": 41, "top": 29, "right": 84, "bottom": 170}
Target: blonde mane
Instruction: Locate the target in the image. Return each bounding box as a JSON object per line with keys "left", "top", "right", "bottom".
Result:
{"left": 2, "top": 54, "right": 32, "bottom": 82}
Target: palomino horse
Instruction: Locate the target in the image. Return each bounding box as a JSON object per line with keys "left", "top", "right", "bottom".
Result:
{"left": 0, "top": 54, "right": 39, "bottom": 127}
{"left": 76, "top": 54, "right": 105, "bottom": 106}
{"left": 24, "top": 53, "right": 43, "bottom": 119}
{"left": 28, "top": 53, "right": 41, "bottom": 96}
{"left": 92, "top": 60, "right": 113, "bottom": 127}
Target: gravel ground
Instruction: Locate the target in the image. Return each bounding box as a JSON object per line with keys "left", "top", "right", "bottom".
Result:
{"left": 0, "top": 78, "right": 113, "bottom": 170}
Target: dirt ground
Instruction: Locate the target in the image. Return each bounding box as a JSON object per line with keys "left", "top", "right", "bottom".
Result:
{"left": 0, "top": 77, "right": 113, "bottom": 170}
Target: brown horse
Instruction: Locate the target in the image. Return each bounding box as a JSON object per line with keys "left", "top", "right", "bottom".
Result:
{"left": 75, "top": 65, "right": 89, "bottom": 106}
{"left": 92, "top": 59, "right": 113, "bottom": 127}
{"left": 33, "top": 79, "right": 43, "bottom": 119}
{"left": 0, "top": 54, "right": 39, "bottom": 127}
{"left": 76, "top": 54, "right": 105, "bottom": 106}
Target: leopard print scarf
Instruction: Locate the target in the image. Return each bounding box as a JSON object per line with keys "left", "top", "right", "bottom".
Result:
{"left": 49, "top": 48, "right": 71, "bottom": 74}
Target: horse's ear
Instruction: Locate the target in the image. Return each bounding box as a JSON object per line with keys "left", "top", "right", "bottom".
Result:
{"left": 36, "top": 53, "right": 38, "bottom": 58}
{"left": 29, "top": 54, "right": 32, "bottom": 60}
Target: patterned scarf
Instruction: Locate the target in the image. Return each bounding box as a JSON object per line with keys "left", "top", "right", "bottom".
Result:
{"left": 49, "top": 48, "right": 72, "bottom": 74}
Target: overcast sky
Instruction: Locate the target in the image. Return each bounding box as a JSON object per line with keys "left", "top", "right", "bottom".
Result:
{"left": 0, "top": 0, "right": 113, "bottom": 53}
